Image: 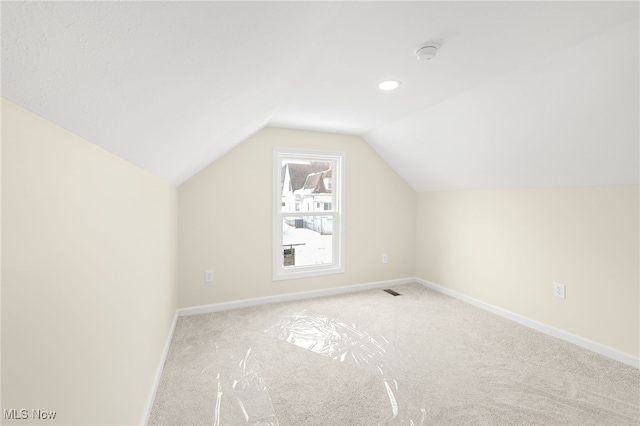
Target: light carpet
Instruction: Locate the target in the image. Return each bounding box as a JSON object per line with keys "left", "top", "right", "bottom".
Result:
{"left": 149, "top": 282, "right": 639, "bottom": 425}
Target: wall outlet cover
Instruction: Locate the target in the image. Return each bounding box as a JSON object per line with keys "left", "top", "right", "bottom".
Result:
{"left": 553, "top": 282, "right": 566, "bottom": 299}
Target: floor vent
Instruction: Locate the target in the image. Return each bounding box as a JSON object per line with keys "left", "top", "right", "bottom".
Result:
{"left": 383, "top": 289, "right": 401, "bottom": 296}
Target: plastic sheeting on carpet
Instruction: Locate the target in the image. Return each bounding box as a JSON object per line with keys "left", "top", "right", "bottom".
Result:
{"left": 265, "top": 309, "right": 426, "bottom": 424}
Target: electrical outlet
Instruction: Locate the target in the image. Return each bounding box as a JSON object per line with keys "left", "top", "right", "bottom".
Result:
{"left": 553, "top": 282, "right": 566, "bottom": 299}
{"left": 382, "top": 254, "right": 388, "bottom": 264}
{"left": 205, "top": 270, "right": 214, "bottom": 283}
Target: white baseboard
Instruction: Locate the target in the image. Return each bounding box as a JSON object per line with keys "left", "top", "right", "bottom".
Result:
{"left": 178, "top": 277, "right": 415, "bottom": 317}
{"left": 416, "top": 278, "right": 639, "bottom": 369}
{"left": 142, "top": 310, "right": 179, "bottom": 425}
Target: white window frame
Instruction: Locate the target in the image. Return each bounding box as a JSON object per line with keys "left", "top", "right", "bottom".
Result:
{"left": 273, "top": 148, "right": 345, "bottom": 281}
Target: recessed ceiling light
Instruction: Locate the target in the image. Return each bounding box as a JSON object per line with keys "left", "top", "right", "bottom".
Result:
{"left": 378, "top": 80, "right": 401, "bottom": 91}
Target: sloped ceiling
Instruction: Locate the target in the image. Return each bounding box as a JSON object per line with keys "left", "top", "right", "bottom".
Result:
{"left": 2, "top": 2, "right": 638, "bottom": 191}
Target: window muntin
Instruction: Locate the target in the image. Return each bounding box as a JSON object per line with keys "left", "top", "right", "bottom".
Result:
{"left": 273, "top": 149, "right": 345, "bottom": 280}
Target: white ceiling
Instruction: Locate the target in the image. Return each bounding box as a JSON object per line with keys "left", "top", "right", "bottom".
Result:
{"left": 2, "top": 1, "right": 638, "bottom": 191}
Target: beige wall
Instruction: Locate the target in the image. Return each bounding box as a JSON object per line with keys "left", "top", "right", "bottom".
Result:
{"left": 1, "top": 99, "right": 178, "bottom": 424}
{"left": 416, "top": 186, "right": 639, "bottom": 357}
{"left": 178, "top": 127, "right": 416, "bottom": 308}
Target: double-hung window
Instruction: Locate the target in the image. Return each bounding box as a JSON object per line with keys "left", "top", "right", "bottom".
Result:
{"left": 273, "top": 148, "right": 345, "bottom": 280}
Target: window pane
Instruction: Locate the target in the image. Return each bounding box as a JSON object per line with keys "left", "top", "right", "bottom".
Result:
{"left": 282, "top": 216, "right": 333, "bottom": 267}
{"left": 280, "top": 160, "right": 334, "bottom": 213}
{"left": 274, "top": 148, "right": 344, "bottom": 281}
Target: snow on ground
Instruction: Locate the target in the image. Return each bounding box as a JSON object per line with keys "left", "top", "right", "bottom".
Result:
{"left": 282, "top": 223, "right": 332, "bottom": 266}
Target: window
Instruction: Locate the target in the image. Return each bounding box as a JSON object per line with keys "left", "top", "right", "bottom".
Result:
{"left": 273, "top": 148, "right": 345, "bottom": 280}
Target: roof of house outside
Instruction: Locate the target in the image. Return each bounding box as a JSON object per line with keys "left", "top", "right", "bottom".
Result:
{"left": 302, "top": 170, "right": 331, "bottom": 194}
{"left": 285, "top": 162, "right": 331, "bottom": 192}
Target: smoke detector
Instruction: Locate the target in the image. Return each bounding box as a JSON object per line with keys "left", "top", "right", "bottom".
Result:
{"left": 415, "top": 42, "right": 441, "bottom": 61}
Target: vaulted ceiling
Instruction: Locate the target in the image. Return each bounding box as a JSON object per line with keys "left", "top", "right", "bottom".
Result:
{"left": 2, "top": 2, "right": 638, "bottom": 191}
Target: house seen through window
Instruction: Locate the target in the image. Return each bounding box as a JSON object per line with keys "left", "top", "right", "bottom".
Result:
{"left": 273, "top": 149, "right": 345, "bottom": 280}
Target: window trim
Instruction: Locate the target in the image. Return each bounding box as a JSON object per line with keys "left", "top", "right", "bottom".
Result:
{"left": 272, "top": 148, "right": 345, "bottom": 281}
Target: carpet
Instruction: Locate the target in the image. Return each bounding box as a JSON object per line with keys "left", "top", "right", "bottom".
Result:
{"left": 149, "top": 283, "right": 639, "bottom": 425}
